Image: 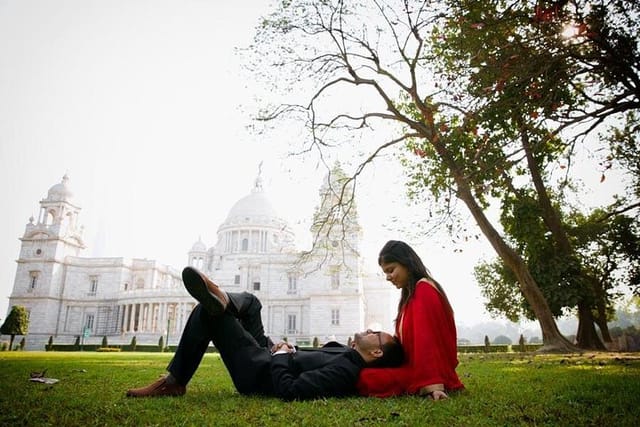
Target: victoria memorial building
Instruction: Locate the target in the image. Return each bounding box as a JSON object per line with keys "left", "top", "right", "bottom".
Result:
{"left": 3, "top": 165, "right": 396, "bottom": 350}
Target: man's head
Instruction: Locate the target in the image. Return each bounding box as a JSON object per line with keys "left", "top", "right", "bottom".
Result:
{"left": 352, "top": 329, "right": 404, "bottom": 367}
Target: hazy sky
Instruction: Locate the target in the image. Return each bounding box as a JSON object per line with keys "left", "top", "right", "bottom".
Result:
{"left": 0, "top": 1, "right": 621, "bottom": 330}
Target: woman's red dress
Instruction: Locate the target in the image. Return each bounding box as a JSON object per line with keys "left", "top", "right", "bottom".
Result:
{"left": 357, "top": 279, "right": 464, "bottom": 397}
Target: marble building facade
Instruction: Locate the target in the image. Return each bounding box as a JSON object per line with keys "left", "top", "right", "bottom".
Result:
{"left": 3, "top": 167, "right": 395, "bottom": 350}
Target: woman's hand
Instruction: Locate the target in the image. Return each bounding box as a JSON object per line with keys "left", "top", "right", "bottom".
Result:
{"left": 419, "top": 386, "right": 448, "bottom": 400}
{"left": 430, "top": 390, "right": 449, "bottom": 400}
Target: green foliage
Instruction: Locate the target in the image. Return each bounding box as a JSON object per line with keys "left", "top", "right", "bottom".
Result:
{"left": 475, "top": 259, "right": 524, "bottom": 321}
{"left": 101, "top": 336, "right": 108, "bottom": 347}
{"left": 158, "top": 335, "right": 164, "bottom": 351}
{"left": 251, "top": 0, "right": 638, "bottom": 350}
{"left": 572, "top": 211, "right": 640, "bottom": 300}
{"left": 432, "top": 0, "right": 640, "bottom": 348}
{"left": 0, "top": 305, "right": 29, "bottom": 336}
{"left": 0, "top": 306, "right": 29, "bottom": 350}
{"left": 476, "top": 199, "right": 640, "bottom": 327}
{"left": 130, "top": 336, "right": 137, "bottom": 351}
{"left": 609, "top": 111, "right": 640, "bottom": 199}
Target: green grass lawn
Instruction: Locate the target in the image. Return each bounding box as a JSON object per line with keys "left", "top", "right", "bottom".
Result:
{"left": 1, "top": 351, "right": 639, "bottom": 426}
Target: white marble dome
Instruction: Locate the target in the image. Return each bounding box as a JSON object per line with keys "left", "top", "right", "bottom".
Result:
{"left": 225, "top": 188, "right": 278, "bottom": 222}
{"left": 216, "top": 174, "right": 296, "bottom": 254}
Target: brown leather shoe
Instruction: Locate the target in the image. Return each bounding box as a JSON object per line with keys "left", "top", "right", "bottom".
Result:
{"left": 182, "top": 266, "right": 229, "bottom": 316}
{"left": 126, "top": 376, "right": 186, "bottom": 398}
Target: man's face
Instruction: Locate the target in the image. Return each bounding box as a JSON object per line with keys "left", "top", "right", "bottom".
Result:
{"left": 352, "top": 329, "right": 394, "bottom": 353}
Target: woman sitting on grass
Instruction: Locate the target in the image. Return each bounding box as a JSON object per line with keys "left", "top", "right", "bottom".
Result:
{"left": 357, "top": 240, "right": 464, "bottom": 400}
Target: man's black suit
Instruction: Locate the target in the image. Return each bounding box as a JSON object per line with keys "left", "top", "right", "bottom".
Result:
{"left": 167, "top": 292, "right": 366, "bottom": 400}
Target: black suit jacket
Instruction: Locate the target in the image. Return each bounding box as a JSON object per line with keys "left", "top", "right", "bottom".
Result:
{"left": 269, "top": 343, "right": 365, "bottom": 400}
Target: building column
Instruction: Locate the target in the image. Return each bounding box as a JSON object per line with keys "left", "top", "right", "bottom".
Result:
{"left": 127, "top": 304, "right": 134, "bottom": 332}
{"left": 159, "top": 303, "right": 166, "bottom": 335}
{"left": 127, "top": 304, "right": 133, "bottom": 332}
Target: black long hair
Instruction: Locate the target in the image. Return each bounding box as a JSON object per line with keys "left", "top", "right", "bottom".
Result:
{"left": 378, "top": 240, "right": 453, "bottom": 323}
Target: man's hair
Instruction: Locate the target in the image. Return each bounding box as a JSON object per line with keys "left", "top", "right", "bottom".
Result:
{"left": 369, "top": 336, "right": 404, "bottom": 367}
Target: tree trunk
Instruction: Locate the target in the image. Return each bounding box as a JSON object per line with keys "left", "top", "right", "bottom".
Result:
{"left": 594, "top": 314, "right": 613, "bottom": 345}
{"left": 427, "top": 133, "right": 578, "bottom": 352}
{"left": 455, "top": 182, "right": 577, "bottom": 352}
{"left": 576, "top": 301, "right": 607, "bottom": 350}
{"left": 520, "top": 128, "right": 605, "bottom": 350}
{"left": 9, "top": 334, "right": 15, "bottom": 351}
{"left": 593, "top": 276, "right": 613, "bottom": 345}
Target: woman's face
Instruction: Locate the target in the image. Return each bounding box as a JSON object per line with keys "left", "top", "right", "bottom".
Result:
{"left": 380, "top": 261, "right": 410, "bottom": 289}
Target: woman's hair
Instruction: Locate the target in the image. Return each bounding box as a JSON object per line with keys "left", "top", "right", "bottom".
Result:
{"left": 378, "top": 240, "right": 453, "bottom": 322}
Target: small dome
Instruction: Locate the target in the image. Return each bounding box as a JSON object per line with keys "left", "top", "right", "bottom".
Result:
{"left": 190, "top": 237, "right": 207, "bottom": 252}
{"left": 47, "top": 174, "right": 74, "bottom": 201}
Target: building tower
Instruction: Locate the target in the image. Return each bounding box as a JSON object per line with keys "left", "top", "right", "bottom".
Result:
{"left": 305, "top": 162, "right": 366, "bottom": 337}
{"left": 9, "top": 175, "right": 86, "bottom": 342}
{"left": 310, "top": 162, "right": 362, "bottom": 261}
{"left": 188, "top": 237, "right": 207, "bottom": 270}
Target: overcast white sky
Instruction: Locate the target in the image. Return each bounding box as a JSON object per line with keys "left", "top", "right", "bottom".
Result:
{"left": 0, "top": 1, "right": 623, "bottom": 330}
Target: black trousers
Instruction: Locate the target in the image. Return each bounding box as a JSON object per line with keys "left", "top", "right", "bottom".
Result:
{"left": 167, "top": 292, "right": 275, "bottom": 395}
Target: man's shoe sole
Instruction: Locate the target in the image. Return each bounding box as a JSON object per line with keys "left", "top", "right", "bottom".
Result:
{"left": 182, "top": 267, "right": 226, "bottom": 316}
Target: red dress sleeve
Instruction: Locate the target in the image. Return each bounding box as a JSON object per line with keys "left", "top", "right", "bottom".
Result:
{"left": 357, "top": 281, "right": 464, "bottom": 397}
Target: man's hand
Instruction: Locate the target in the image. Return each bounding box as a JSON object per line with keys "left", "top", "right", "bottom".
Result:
{"left": 271, "top": 341, "right": 295, "bottom": 354}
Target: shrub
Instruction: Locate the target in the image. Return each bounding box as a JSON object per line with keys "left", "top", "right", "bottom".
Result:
{"left": 1, "top": 305, "right": 29, "bottom": 351}
{"left": 130, "top": 336, "right": 137, "bottom": 351}
{"left": 0, "top": 341, "right": 8, "bottom": 351}
{"left": 158, "top": 335, "right": 164, "bottom": 351}
{"left": 459, "top": 344, "right": 512, "bottom": 353}
{"left": 484, "top": 335, "right": 490, "bottom": 352}
{"left": 312, "top": 337, "right": 319, "bottom": 348}
{"left": 101, "top": 336, "right": 108, "bottom": 347}
{"left": 96, "top": 347, "right": 121, "bottom": 352}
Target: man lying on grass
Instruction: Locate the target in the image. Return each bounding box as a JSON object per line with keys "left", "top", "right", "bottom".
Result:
{"left": 127, "top": 267, "right": 404, "bottom": 401}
